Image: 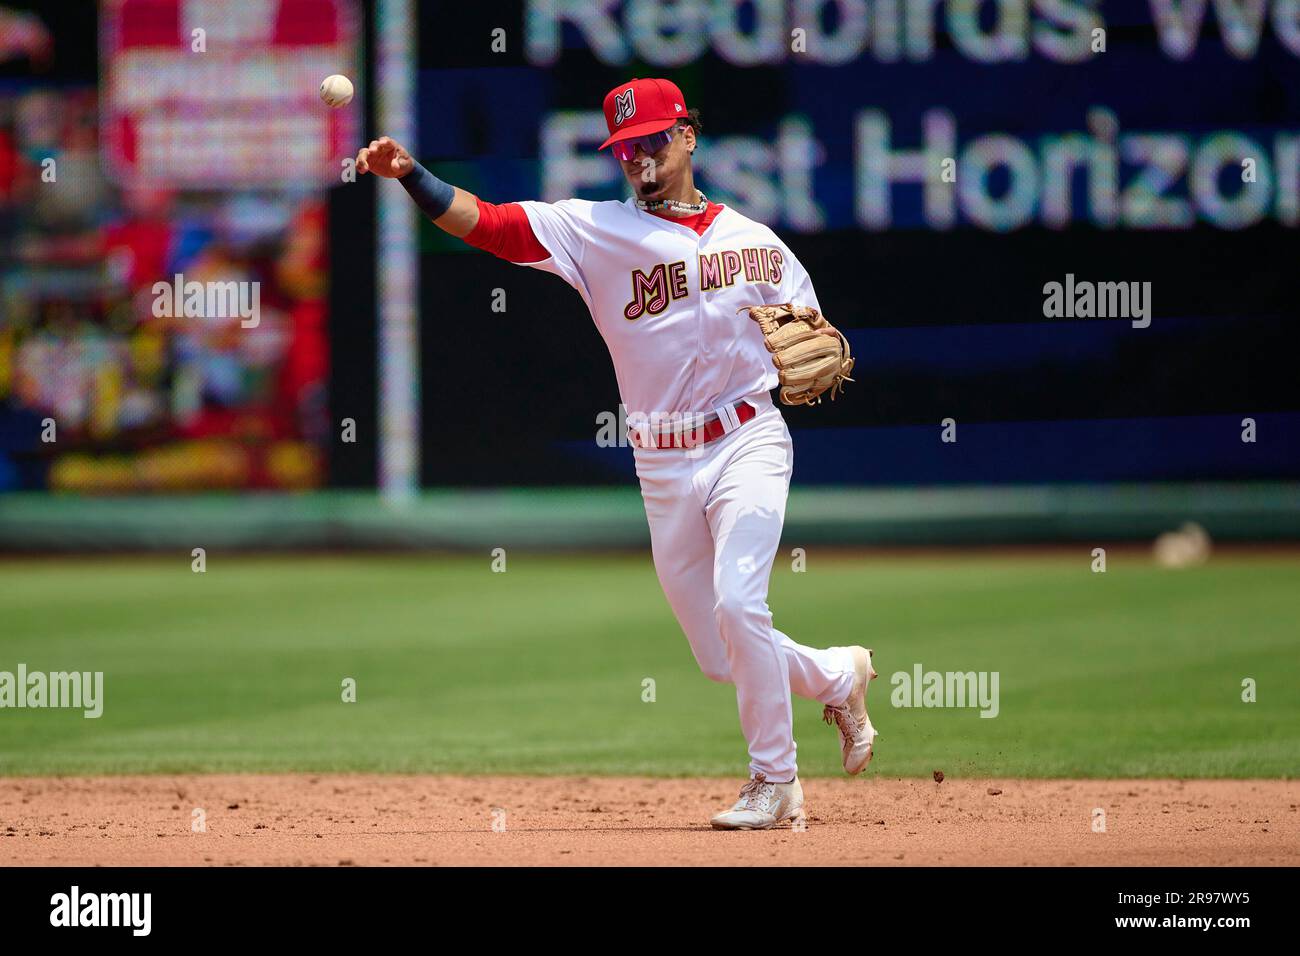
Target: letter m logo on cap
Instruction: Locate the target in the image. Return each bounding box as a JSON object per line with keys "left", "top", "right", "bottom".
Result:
{"left": 614, "top": 88, "right": 636, "bottom": 126}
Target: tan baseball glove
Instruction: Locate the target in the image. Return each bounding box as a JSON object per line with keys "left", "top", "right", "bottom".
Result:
{"left": 740, "top": 303, "right": 854, "bottom": 406}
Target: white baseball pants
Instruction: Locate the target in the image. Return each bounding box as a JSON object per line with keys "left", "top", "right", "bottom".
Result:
{"left": 633, "top": 393, "right": 857, "bottom": 782}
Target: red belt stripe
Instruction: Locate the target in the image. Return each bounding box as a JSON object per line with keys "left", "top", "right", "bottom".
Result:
{"left": 629, "top": 401, "right": 757, "bottom": 450}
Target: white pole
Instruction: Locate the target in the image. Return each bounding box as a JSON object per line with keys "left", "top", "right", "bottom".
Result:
{"left": 375, "top": 0, "right": 419, "bottom": 503}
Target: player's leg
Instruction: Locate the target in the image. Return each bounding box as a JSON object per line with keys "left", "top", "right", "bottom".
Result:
{"left": 709, "top": 484, "right": 796, "bottom": 781}
{"left": 634, "top": 448, "right": 733, "bottom": 685}
{"left": 704, "top": 407, "right": 855, "bottom": 780}
{"left": 637, "top": 445, "right": 853, "bottom": 701}
{"left": 707, "top": 411, "right": 878, "bottom": 780}
{"left": 774, "top": 628, "right": 857, "bottom": 705}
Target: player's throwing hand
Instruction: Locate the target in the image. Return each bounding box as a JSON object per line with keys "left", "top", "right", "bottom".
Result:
{"left": 355, "top": 136, "right": 413, "bottom": 178}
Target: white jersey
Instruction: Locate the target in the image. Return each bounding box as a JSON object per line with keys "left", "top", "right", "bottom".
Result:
{"left": 516, "top": 198, "right": 821, "bottom": 421}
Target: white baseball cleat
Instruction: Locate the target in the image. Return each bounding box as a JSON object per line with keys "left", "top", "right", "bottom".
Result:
{"left": 823, "top": 645, "right": 878, "bottom": 775}
{"left": 710, "top": 773, "right": 805, "bottom": 830}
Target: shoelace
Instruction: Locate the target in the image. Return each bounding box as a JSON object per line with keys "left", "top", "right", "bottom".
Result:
{"left": 738, "top": 773, "right": 775, "bottom": 811}
{"left": 823, "top": 703, "right": 862, "bottom": 740}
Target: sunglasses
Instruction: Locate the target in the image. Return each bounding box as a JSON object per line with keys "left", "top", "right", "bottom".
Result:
{"left": 611, "top": 125, "right": 684, "bottom": 162}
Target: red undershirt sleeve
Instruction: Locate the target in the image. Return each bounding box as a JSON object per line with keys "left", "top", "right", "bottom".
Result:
{"left": 463, "top": 197, "right": 551, "bottom": 264}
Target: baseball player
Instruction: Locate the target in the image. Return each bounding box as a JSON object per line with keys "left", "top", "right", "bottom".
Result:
{"left": 357, "top": 78, "right": 876, "bottom": 830}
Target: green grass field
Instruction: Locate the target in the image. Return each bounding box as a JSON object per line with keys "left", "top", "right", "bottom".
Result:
{"left": 1, "top": 553, "right": 1296, "bottom": 778}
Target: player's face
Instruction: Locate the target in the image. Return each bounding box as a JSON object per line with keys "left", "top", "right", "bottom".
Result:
{"left": 616, "top": 125, "right": 696, "bottom": 202}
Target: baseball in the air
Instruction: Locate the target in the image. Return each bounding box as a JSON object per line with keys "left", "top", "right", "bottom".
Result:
{"left": 319, "top": 74, "right": 354, "bottom": 108}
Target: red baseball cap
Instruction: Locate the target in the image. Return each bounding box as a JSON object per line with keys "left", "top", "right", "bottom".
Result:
{"left": 599, "top": 78, "right": 689, "bottom": 150}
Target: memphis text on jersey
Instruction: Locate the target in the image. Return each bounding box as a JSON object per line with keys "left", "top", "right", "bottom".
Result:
{"left": 624, "top": 246, "right": 785, "bottom": 320}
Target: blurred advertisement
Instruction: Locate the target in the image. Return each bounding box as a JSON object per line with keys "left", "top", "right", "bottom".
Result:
{"left": 101, "top": 0, "right": 359, "bottom": 189}
{"left": 0, "top": 0, "right": 357, "bottom": 493}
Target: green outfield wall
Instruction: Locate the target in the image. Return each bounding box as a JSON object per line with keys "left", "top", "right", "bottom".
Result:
{"left": 1, "top": 483, "right": 1297, "bottom": 551}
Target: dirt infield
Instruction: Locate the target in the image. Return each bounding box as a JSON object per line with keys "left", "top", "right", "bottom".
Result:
{"left": 2, "top": 775, "right": 1295, "bottom": 866}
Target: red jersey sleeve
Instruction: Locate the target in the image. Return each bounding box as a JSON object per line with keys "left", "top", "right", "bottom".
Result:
{"left": 463, "top": 197, "right": 551, "bottom": 264}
